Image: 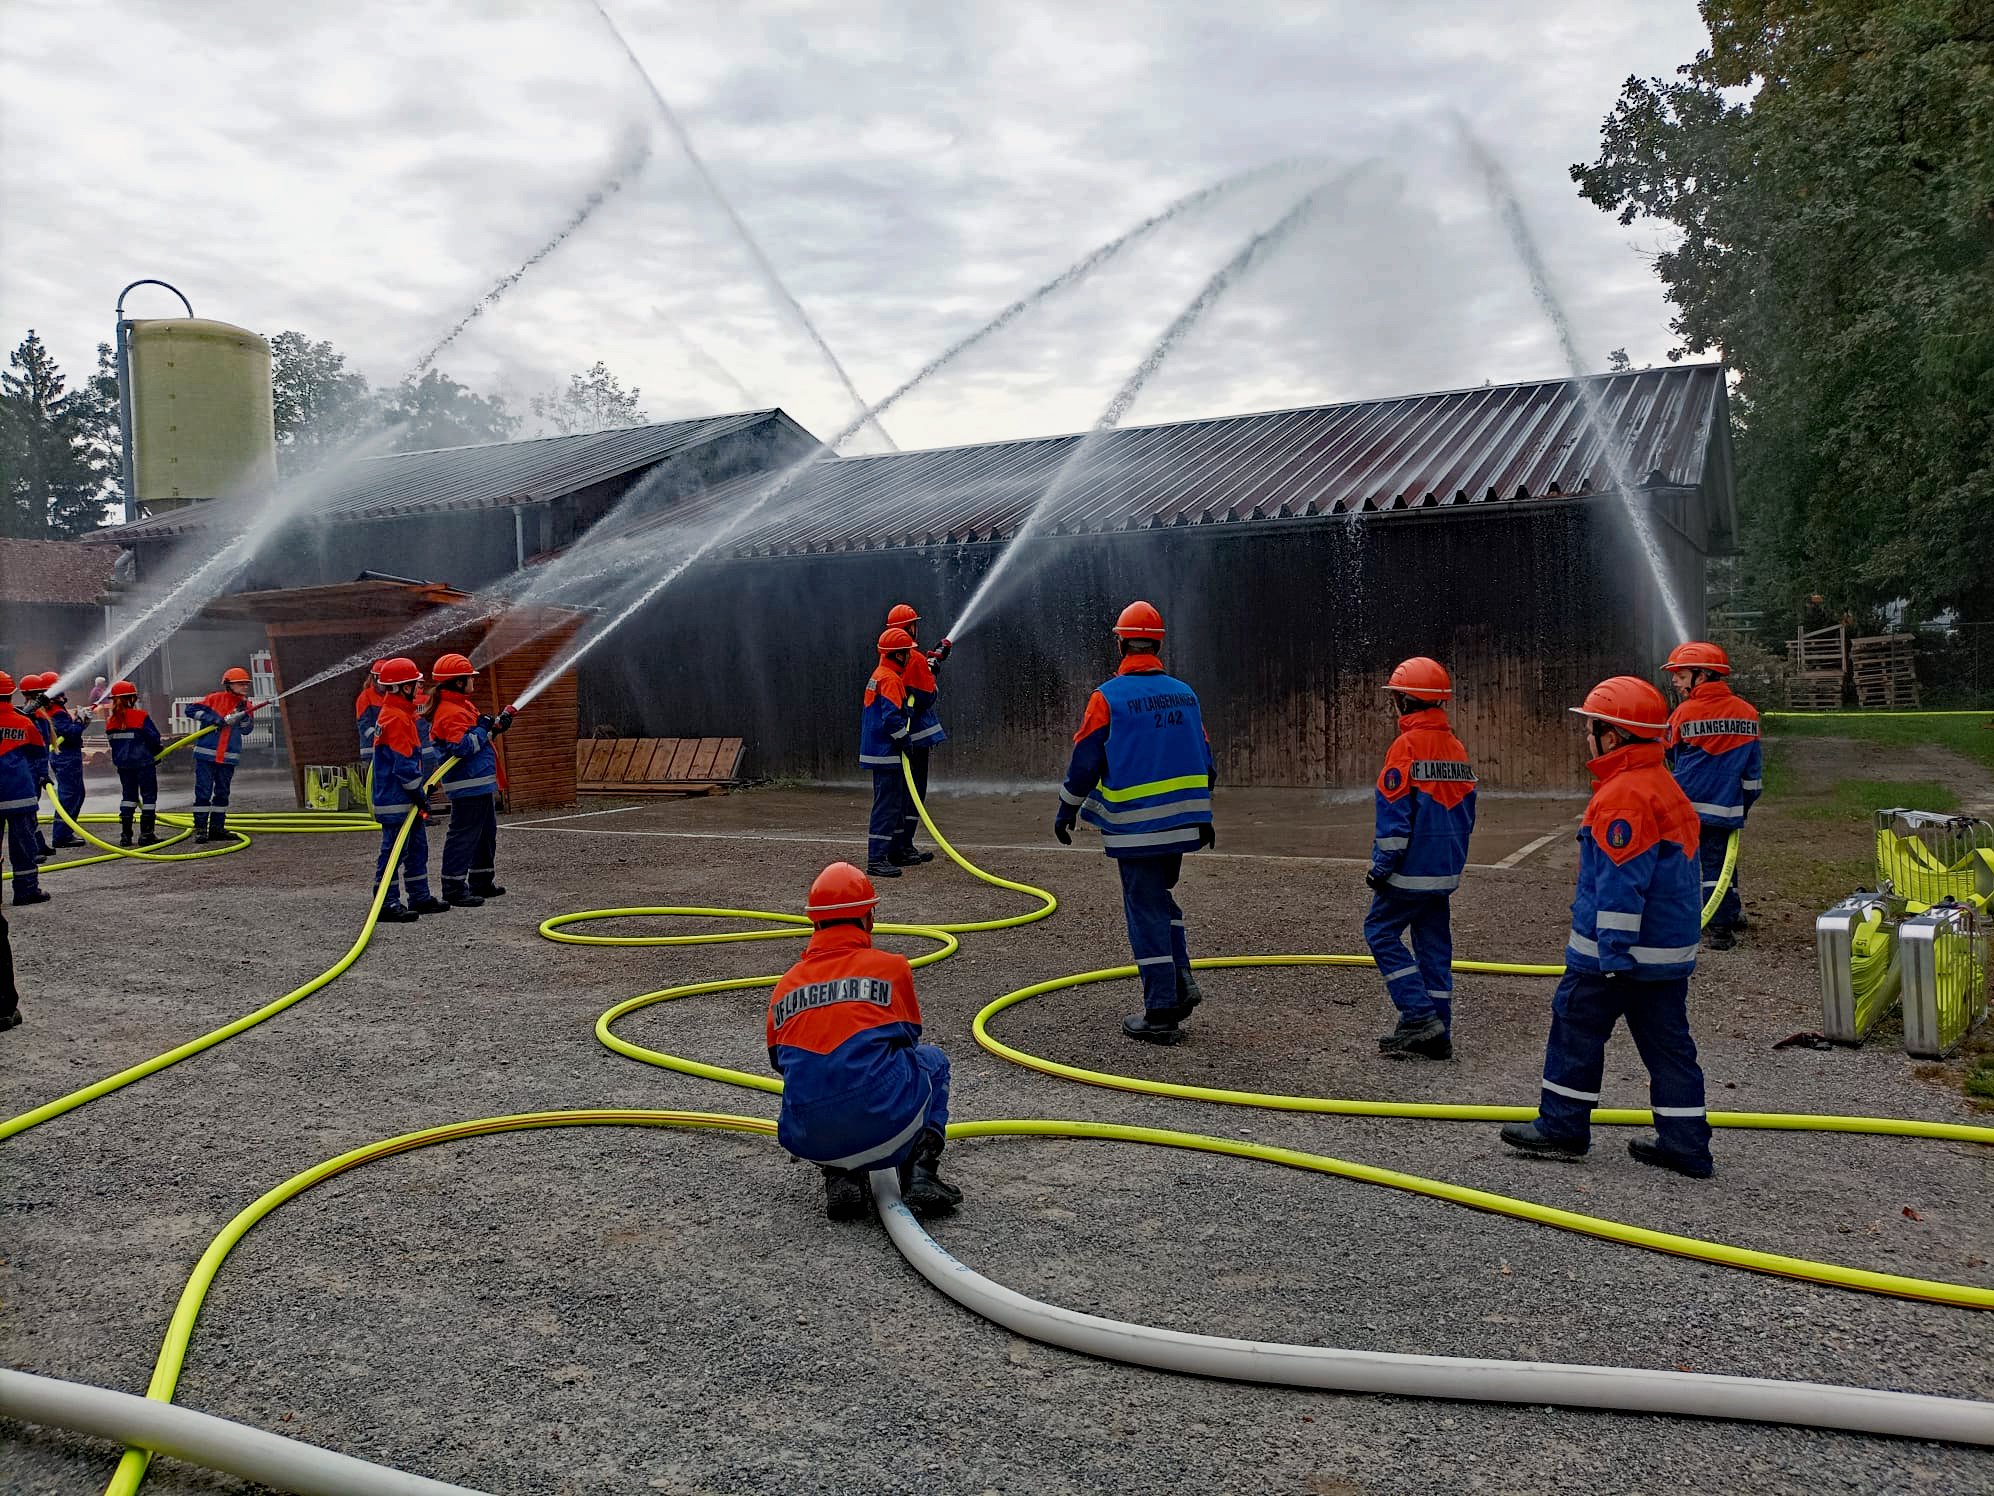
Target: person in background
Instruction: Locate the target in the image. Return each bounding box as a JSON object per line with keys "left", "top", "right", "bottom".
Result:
{"left": 42, "top": 680, "right": 90, "bottom": 849}
{"left": 766, "top": 861, "right": 960, "bottom": 1221}
{"left": 184, "top": 666, "right": 256, "bottom": 843}
{"left": 368, "top": 657, "right": 450, "bottom": 923}
{"left": 885, "top": 602, "right": 952, "bottom": 867}
{"left": 1055, "top": 601, "right": 1215, "bottom": 1046}
{"left": 859, "top": 627, "right": 916, "bottom": 879}
{"left": 1500, "top": 676, "right": 1714, "bottom": 1180}
{"left": 101, "top": 681, "right": 163, "bottom": 847}
{"left": 1662, "top": 642, "right": 1762, "bottom": 951}
{"left": 88, "top": 675, "right": 109, "bottom": 709}
{"left": 1364, "top": 657, "right": 1477, "bottom": 1061}
{"left": 20, "top": 674, "right": 55, "bottom": 860}
{"left": 426, "top": 653, "right": 510, "bottom": 907}
{"left": 0, "top": 673, "right": 49, "bottom": 905}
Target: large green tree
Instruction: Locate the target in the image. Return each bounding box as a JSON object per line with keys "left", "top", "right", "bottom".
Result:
{"left": 383, "top": 369, "right": 516, "bottom": 452}
{"left": 1573, "top": 0, "right": 1994, "bottom": 623}
{"left": 269, "top": 330, "right": 378, "bottom": 473}
{"left": 530, "top": 360, "right": 649, "bottom": 436}
{"left": 0, "top": 331, "right": 107, "bottom": 537}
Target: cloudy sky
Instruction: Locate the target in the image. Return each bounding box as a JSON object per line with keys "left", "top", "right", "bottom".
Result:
{"left": 1, "top": 0, "right": 1708, "bottom": 454}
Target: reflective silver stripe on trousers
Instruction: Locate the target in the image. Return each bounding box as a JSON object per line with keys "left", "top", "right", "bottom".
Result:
{"left": 1135, "top": 955, "right": 1174, "bottom": 966}
{"left": 1631, "top": 944, "right": 1700, "bottom": 964}
{"left": 1372, "top": 836, "right": 1409, "bottom": 851}
{"left": 1651, "top": 1104, "right": 1707, "bottom": 1117}
{"left": 859, "top": 754, "right": 902, "bottom": 766}
{"left": 910, "top": 724, "right": 943, "bottom": 741}
{"left": 1099, "top": 828, "right": 1204, "bottom": 849}
{"left": 1542, "top": 1078, "right": 1601, "bottom": 1102}
{"left": 1567, "top": 931, "right": 1600, "bottom": 958}
{"left": 1594, "top": 911, "right": 1642, "bottom": 932}
{"left": 1740, "top": 779, "right": 1762, "bottom": 791}
{"left": 1057, "top": 786, "right": 1085, "bottom": 807}
{"left": 1171, "top": 919, "right": 1185, "bottom": 928}
{"left": 0, "top": 796, "right": 38, "bottom": 811}
{"left": 1689, "top": 801, "right": 1744, "bottom": 819}
{"left": 1086, "top": 796, "right": 1212, "bottom": 825}
{"left": 1387, "top": 872, "right": 1458, "bottom": 892}
{"left": 813, "top": 1086, "right": 932, "bottom": 1170}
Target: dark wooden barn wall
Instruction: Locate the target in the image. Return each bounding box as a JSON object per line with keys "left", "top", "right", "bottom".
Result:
{"left": 576, "top": 496, "right": 1706, "bottom": 791}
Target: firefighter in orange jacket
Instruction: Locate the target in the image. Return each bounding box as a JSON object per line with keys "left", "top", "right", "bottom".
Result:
{"left": 0, "top": 674, "right": 50, "bottom": 904}
{"left": 1365, "top": 658, "right": 1477, "bottom": 1060}
{"left": 1500, "top": 676, "right": 1714, "bottom": 1178}
{"left": 19, "top": 674, "right": 55, "bottom": 859}
{"left": 1663, "top": 641, "right": 1761, "bottom": 950}
{"left": 427, "top": 652, "right": 510, "bottom": 906}
{"left": 355, "top": 660, "right": 386, "bottom": 758}
{"left": 884, "top": 602, "right": 952, "bottom": 865}
{"left": 860, "top": 627, "right": 916, "bottom": 878}
{"left": 184, "top": 666, "right": 256, "bottom": 842}
{"left": 767, "top": 861, "right": 960, "bottom": 1220}
{"left": 368, "top": 657, "right": 450, "bottom": 922}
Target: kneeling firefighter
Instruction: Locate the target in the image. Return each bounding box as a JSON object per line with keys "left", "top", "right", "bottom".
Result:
{"left": 766, "top": 861, "right": 960, "bottom": 1221}
{"left": 368, "top": 657, "right": 450, "bottom": 923}
{"left": 1662, "top": 641, "right": 1761, "bottom": 951}
{"left": 1500, "top": 676, "right": 1714, "bottom": 1179}
{"left": 426, "top": 653, "right": 509, "bottom": 906}
{"left": 1054, "top": 601, "right": 1215, "bottom": 1046}
{"left": 102, "top": 682, "right": 163, "bottom": 846}
{"left": 1365, "top": 657, "right": 1477, "bottom": 1060}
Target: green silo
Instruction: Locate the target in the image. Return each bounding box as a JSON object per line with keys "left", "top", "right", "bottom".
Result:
{"left": 129, "top": 318, "right": 277, "bottom": 512}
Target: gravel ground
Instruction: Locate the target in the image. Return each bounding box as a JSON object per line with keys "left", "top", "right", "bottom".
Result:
{"left": 3, "top": 744, "right": 1991, "bottom": 1495}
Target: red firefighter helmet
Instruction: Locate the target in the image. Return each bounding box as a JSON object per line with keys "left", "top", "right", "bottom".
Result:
{"left": 1570, "top": 676, "right": 1671, "bottom": 738}
{"left": 886, "top": 603, "right": 921, "bottom": 628}
{"left": 110, "top": 679, "right": 138, "bottom": 698}
{"left": 221, "top": 667, "right": 251, "bottom": 690}
{"left": 1663, "top": 641, "right": 1731, "bottom": 675}
{"left": 376, "top": 657, "right": 423, "bottom": 687}
{"left": 1113, "top": 601, "right": 1165, "bottom": 641}
{"left": 369, "top": 659, "right": 388, "bottom": 677}
{"left": 20, "top": 672, "right": 50, "bottom": 693}
{"left": 431, "top": 652, "right": 476, "bottom": 680}
{"left": 878, "top": 627, "right": 915, "bottom": 654}
{"left": 805, "top": 861, "right": 879, "bottom": 921}
{"left": 1384, "top": 657, "right": 1452, "bottom": 701}
{"left": 0, "top": 673, "right": 14, "bottom": 696}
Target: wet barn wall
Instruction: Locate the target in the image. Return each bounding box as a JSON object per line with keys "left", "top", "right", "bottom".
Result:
{"left": 579, "top": 493, "right": 1705, "bottom": 792}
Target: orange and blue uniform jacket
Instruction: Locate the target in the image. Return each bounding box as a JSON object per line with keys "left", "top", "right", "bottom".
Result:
{"left": 429, "top": 693, "right": 497, "bottom": 799}
{"left": 902, "top": 649, "right": 947, "bottom": 748}
{"left": 766, "top": 923, "right": 931, "bottom": 1166}
{"left": 1567, "top": 740, "right": 1704, "bottom": 982}
{"left": 0, "top": 705, "right": 48, "bottom": 815}
{"left": 104, "top": 707, "right": 162, "bottom": 767}
{"left": 28, "top": 706, "right": 53, "bottom": 785}
{"left": 369, "top": 695, "right": 427, "bottom": 818}
{"left": 186, "top": 691, "right": 255, "bottom": 764}
{"left": 355, "top": 684, "right": 383, "bottom": 758}
{"left": 859, "top": 660, "right": 911, "bottom": 767}
{"left": 1059, "top": 655, "right": 1213, "bottom": 858}
{"left": 1370, "top": 706, "right": 1477, "bottom": 892}
{"left": 48, "top": 704, "right": 88, "bottom": 767}
{"left": 1664, "top": 680, "right": 1762, "bottom": 829}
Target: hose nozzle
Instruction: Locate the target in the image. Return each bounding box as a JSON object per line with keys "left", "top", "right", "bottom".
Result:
{"left": 933, "top": 638, "right": 954, "bottom": 663}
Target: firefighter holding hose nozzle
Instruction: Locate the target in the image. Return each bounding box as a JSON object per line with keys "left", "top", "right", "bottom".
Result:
{"left": 1662, "top": 641, "right": 1761, "bottom": 951}
{"left": 1500, "top": 676, "right": 1714, "bottom": 1179}
{"left": 40, "top": 680, "right": 89, "bottom": 849}
{"left": 1054, "top": 601, "right": 1215, "bottom": 1046}
{"left": 185, "top": 666, "right": 256, "bottom": 843}
{"left": 426, "top": 652, "right": 508, "bottom": 907}
{"left": 884, "top": 602, "right": 950, "bottom": 867}
{"left": 368, "top": 657, "right": 450, "bottom": 923}
{"left": 859, "top": 627, "right": 917, "bottom": 879}
{"left": 0, "top": 674, "right": 50, "bottom": 905}
{"left": 19, "top": 675, "right": 55, "bottom": 859}
{"left": 767, "top": 861, "right": 960, "bottom": 1221}
{"left": 101, "top": 681, "right": 162, "bottom": 846}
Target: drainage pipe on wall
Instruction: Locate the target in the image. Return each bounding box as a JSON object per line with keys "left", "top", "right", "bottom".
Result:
{"left": 869, "top": 1175, "right": 1994, "bottom": 1447}
{"left": 0, "top": 1369, "right": 492, "bottom": 1496}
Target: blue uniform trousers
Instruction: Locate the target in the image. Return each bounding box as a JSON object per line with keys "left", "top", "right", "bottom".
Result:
{"left": 193, "top": 759, "right": 236, "bottom": 838}
{"left": 50, "top": 761, "right": 85, "bottom": 846}
{"left": 441, "top": 794, "right": 498, "bottom": 894}
{"left": 374, "top": 814, "right": 432, "bottom": 907}
{"left": 5, "top": 810, "right": 41, "bottom": 898}
{"left": 869, "top": 765, "right": 908, "bottom": 864}
{"left": 1535, "top": 969, "right": 1712, "bottom": 1167}
{"left": 894, "top": 747, "right": 931, "bottom": 857}
{"left": 117, "top": 763, "right": 159, "bottom": 817}
{"left": 1364, "top": 889, "right": 1454, "bottom": 1031}
{"left": 1119, "top": 853, "right": 1191, "bottom": 1013}
{"left": 882, "top": 1043, "right": 952, "bottom": 1167}
{"left": 1699, "top": 824, "right": 1741, "bottom": 932}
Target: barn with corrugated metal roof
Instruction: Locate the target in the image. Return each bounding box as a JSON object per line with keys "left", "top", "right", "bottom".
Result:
{"left": 584, "top": 364, "right": 1733, "bottom": 789}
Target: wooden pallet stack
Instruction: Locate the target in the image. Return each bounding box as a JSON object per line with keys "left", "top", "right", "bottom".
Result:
{"left": 1785, "top": 624, "right": 1847, "bottom": 710}
{"left": 1851, "top": 634, "right": 1920, "bottom": 709}
{"left": 575, "top": 736, "right": 745, "bottom": 796}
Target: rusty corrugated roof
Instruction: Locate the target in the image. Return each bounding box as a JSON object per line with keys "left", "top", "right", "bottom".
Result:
{"left": 617, "top": 364, "right": 1728, "bottom": 556}
{"left": 0, "top": 537, "right": 119, "bottom": 605}
{"left": 88, "top": 410, "right": 811, "bottom": 543}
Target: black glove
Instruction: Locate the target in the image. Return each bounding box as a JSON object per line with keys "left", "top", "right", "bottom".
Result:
{"left": 1053, "top": 814, "right": 1074, "bottom": 846}
{"left": 1365, "top": 870, "right": 1389, "bottom": 893}
{"left": 931, "top": 640, "right": 953, "bottom": 664}
{"left": 477, "top": 714, "right": 494, "bottom": 731}
{"left": 1196, "top": 822, "right": 1215, "bottom": 850}
{"left": 490, "top": 713, "right": 512, "bottom": 736}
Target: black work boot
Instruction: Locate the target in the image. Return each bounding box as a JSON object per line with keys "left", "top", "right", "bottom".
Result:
{"left": 119, "top": 816, "right": 134, "bottom": 848}
{"left": 377, "top": 904, "right": 420, "bottom": 924}
{"left": 137, "top": 810, "right": 159, "bottom": 847}
{"left": 1705, "top": 927, "right": 1737, "bottom": 951}
{"left": 900, "top": 1129, "right": 963, "bottom": 1218}
{"left": 1176, "top": 967, "right": 1206, "bottom": 1014}
{"left": 865, "top": 859, "right": 903, "bottom": 879}
{"left": 192, "top": 817, "right": 211, "bottom": 844}
{"left": 1122, "top": 1009, "right": 1186, "bottom": 1045}
{"left": 469, "top": 878, "right": 506, "bottom": 898}
{"left": 442, "top": 882, "right": 485, "bottom": 909}
{"left": 1379, "top": 1015, "right": 1447, "bottom": 1055}
{"left": 821, "top": 1167, "right": 870, "bottom": 1222}
{"left": 1628, "top": 1137, "right": 1715, "bottom": 1179}
{"left": 211, "top": 813, "right": 229, "bottom": 841}
{"left": 1499, "top": 1121, "right": 1588, "bottom": 1160}
{"left": 0, "top": 1008, "right": 20, "bottom": 1031}
{"left": 410, "top": 895, "right": 452, "bottom": 915}
{"left": 15, "top": 888, "right": 50, "bottom": 906}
